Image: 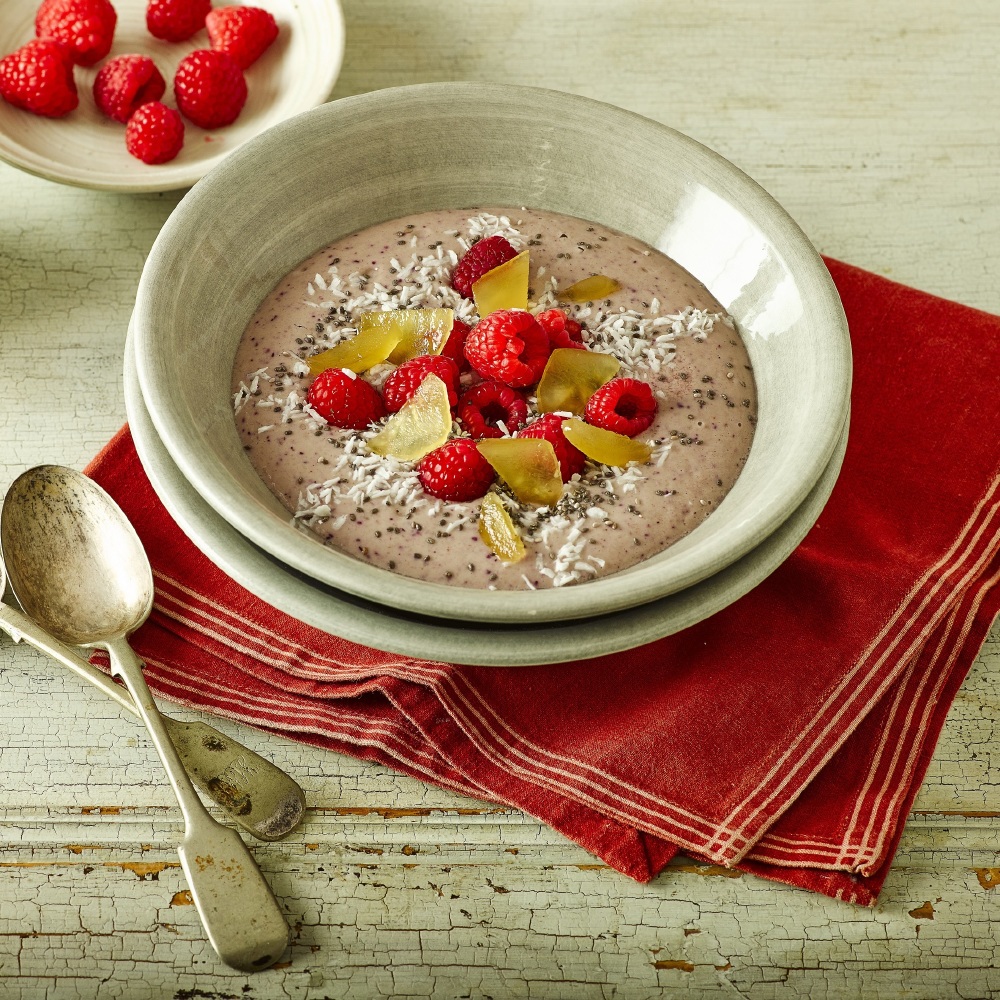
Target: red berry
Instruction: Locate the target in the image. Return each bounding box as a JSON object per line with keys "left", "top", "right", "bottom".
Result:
{"left": 451, "top": 235, "right": 518, "bottom": 298}
{"left": 35, "top": 0, "right": 116, "bottom": 67}
{"left": 419, "top": 439, "right": 496, "bottom": 503}
{"left": 535, "top": 308, "right": 585, "bottom": 350}
{"left": 94, "top": 55, "right": 166, "bottom": 124}
{"left": 440, "top": 317, "right": 471, "bottom": 371}
{"left": 146, "top": 0, "right": 211, "bottom": 43}
{"left": 457, "top": 381, "right": 528, "bottom": 440}
{"left": 173, "top": 49, "right": 247, "bottom": 129}
{"left": 205, "top": 5, "right": 279, "bottom": 69}
{"left": 0, "top": 40, "right": 77, "bottom": 118}
{"left": 306, "top": 368, "right": 386, "bottom": 430}
{"left": 463, "top": 310, "right": 551, "bottom": 389}
{"left": 125, "top": 101, "right": 184, "bottom": 164}
{"left": 516, "top": 413, "right": 586, "bottom": 482}
{"left": 382, "top": 355, "right": 460, "bottom": 414}
{"left": 584, "top": 377, "right": 658, "bottom": 437}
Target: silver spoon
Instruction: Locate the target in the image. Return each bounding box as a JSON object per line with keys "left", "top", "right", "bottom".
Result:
{"left": 0, "top": 465, "right": 290, "bottom": 973}
{"left": 0, "top": 559, "right": 305, "bottom": 841}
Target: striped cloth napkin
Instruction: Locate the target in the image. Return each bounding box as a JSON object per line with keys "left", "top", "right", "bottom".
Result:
{"left": 87, "top": 259, "right": 1000, "bottom": 904}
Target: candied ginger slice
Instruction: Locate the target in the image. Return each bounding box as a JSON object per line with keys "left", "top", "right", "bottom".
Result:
{"left": 536, "top": 348, "right": 620, "bottom": 415}
{"left": 478, "top": 492, "right": 526, "bottom": 564}
{"left": 307, "top": 323, "right": 402, "bottom": 376}
{"left": 472, "top": 250, "right": 530, "bottom": 316}
{"left": 477, "top": 438, "right": 563, "bottom": 507}
{"left": 562, "top": 417, "right": 652, "bottom": 466}
{"left": 368, "top": 374, "right": 452, "bottom": 461}
{"left": 558, "top": 274, "right": 621, "bottom": 303}
{"left": 357, "top": 308, "right": 454, "bottom": 365}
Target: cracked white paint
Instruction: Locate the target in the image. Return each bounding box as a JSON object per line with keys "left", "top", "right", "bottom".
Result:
{"left": 3, "top": 1, "right": 1000, "bottom": 996}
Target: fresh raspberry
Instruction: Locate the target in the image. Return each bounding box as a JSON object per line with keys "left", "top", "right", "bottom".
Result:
{"left": 457, "top": 381, "right": 528, "bottom": 440}
{"left": 584, "top": 377, "right": 658, "bottom": 437}
{"left": 440, "top": 317, "right": 471, "bottom": 371}
{"left": 463, "top": 310, "right": 551, "bottom": 389}
{"left": 450, "top": 235, "right": 518, "bottom": 298}
{"left": 205, "top": 5, "right": 279, "bottom": 69}
{"left": 125, "top": 101, "right": 184, "bottom": 164}
{"left": 306, "top": 368, "right": 386, "bottom": 430}
{"left": 382, "top": 355, "right": 460, "bottom": 414}
{"left": 173, "top": 49, "right": 246, "bottom": 129}
{"left": 0, "top": 40, "right": 77, "bottom": 118}
{"left": 535, "top": 308, "right": 585, "bottom": 350}
{"left": 35, "top": 0, "right": 116, "bottom": 67}
{"left": 93, "top": 55, "right": 166, "bottom": 123}
{"left": 419, "top": 439, "right": 496, "bottom": 503}
{"left": 516, "top": 413, "right": 586, "bottom": 482}
{"left": 146, "top": 0, "right": 211, "bottom": 42}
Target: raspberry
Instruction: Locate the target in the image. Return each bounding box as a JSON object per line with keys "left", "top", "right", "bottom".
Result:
{"left": 0, "top": 40, "right": 77, "bottom": 118}
{"left": 450, "top": 235, "right": 518, "bottom": 298}
{"left": 382, "top": 355, "right": 460, "bottom": 414}
{"left": 516, "top": 414, "right": 586, "bottom": 482}
{"left": 307, "top": 368, "right": 386, "bottom": 430}
{"left": 440, "top": 317, "right": 471, "bottom": 371}
{"left": 35, "top": 0, "right": 116, "bottom": 67}
{"left": 463, "top": 310, "right": 551, "bottom": 389}
{"left": 419, "top": 439, "right": 496, "bottom": 503}
{"left": 535, "top": 308, "right": 585, "bottom": 350}
{"left": 146, "top": 0, "right": 211, "bottom": 43}
{"left": 173, "top": 49, "right": 247, "bottom": 129}
{"left": 125, "top": 101, "right": 184, "bottom": 164}
{"left": 584, "top": 377, "right": 658, "bottom": 437}
{"left": 93, "top": 55, "right": 166, "bottom": 124}
{"left": 457, "top": 381, "right": 528, "bottom": 440}
{"left": 205, "top": 5, "right": 279, "bottom": 69}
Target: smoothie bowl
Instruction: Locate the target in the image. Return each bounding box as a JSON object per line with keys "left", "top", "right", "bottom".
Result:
{"left": 132, "top": 83, "right": 851, "bottom": 624}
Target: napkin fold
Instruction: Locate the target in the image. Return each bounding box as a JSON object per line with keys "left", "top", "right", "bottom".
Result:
{"left": 86, "top": 259, "right": 1000, "bottom": 904}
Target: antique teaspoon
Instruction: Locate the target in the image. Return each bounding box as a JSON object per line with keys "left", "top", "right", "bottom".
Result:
{"left": 0, "top": 465, "right": 290, "bottom": 972}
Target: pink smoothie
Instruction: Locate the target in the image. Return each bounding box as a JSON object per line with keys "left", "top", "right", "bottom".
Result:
{"left": 232, "top": 208, "right": 757, "bottom": 590}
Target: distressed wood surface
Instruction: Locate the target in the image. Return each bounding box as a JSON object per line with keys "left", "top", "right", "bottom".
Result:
{"left": 2, "top": 2, "right": 1000, "bottom": 997}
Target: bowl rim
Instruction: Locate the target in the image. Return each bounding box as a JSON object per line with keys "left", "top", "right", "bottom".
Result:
{"left": 133, "top": 82, "right": 852, "bottom": 622}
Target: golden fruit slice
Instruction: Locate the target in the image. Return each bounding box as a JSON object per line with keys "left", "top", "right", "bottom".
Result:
{"left": 368, "top": 374, "right": 452, "bottom": 461}
{"left": 358, "top": 308, "right": 453, "bottom": 365}
{"left": 558, "top": 274, "right": 621, "bottom": 303}
{"left": 536, "top": 348, "right": 620, "bottom": 415}
{"left": 307, "top": 323, "right": 402, "bottom": 376}
{"left": 477, "top": 438, "right": 563, "bottom": 507}
{"left": 562, "top": 417, "right": 652, "bottom": 466}
{"left": 478, "top": 492, "right": 526, "bottom": 564}
{"left": 473, "top": 250, "right": 530, "bottom": 316}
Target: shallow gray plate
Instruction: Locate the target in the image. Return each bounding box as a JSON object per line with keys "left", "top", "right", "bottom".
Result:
{"left": 132, "top": 83, "right": 851, "bottom": 624}
{"left": 125, "top": 328, "right": 848, "bottom": 666}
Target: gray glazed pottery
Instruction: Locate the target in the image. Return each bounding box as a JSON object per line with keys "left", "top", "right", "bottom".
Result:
{"left": 131, "top": 83, "right": 851, "bottom": 625}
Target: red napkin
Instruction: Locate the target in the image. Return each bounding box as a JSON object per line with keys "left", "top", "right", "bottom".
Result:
{"left": 86, "top": 259, "right": 1000, "bottom": 904}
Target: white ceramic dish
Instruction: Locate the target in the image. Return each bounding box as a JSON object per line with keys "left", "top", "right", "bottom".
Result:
{"left": 125, "top": 326, "right": 849, "bottom": 666}
{"left": 132, "top": 83, "right": 851, "bottom": 622}
{"left": 0, "top": 0, "right": 344, "bottom": 191}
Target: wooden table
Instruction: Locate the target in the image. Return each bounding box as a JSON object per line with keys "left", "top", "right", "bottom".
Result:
{"left": 3, "top": 2, "right": 999, "bottom": 996}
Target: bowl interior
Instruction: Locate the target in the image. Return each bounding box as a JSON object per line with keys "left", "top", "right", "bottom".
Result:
{"left": 0, "top": 0, "right": 344, "bottom": 192}
{"left": 133, "top": 83, "right": 851, "bottom": 623}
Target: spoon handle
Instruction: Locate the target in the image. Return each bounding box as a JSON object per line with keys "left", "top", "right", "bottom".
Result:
{"left": 105, "top": 638, "right": 290, "bottom": 971}
{"left": 0, "top": 602, "right": 305, "bottom": 841}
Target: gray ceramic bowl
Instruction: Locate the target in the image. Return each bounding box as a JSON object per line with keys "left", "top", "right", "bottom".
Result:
{"left": 132, "top": 83, "right": 851, "bottom": 624}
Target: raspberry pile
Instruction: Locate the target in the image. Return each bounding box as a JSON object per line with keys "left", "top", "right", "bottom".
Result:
{"left": 0, "top": 0, "right": 280, "bottom": 166}
{"left": 299, "top": 230, "right": 660, "bottom": 509}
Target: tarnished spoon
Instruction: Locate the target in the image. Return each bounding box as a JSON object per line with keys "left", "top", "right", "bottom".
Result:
{"left": 0, "top": 558, "right": 305, "bottom": 842}
{"left": 0, "top": 465, "right": 290, "bottom": 973}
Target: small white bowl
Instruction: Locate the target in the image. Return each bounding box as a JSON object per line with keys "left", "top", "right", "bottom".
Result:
{"left": 0, "top": 0, "right": 344, "bottom": 192}
{"left": 132, "top": 84, "right": 852, "bottom": 623}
